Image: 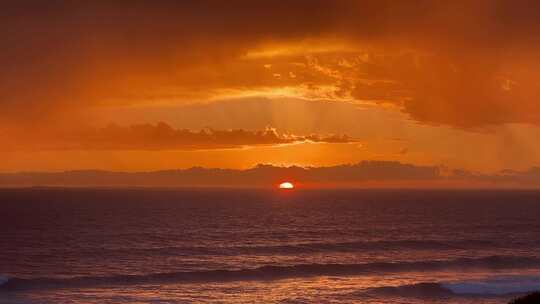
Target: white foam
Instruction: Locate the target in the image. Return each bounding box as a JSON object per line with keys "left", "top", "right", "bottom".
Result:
{"left": 443, "top": 275, "right": 540, "bottom": 295}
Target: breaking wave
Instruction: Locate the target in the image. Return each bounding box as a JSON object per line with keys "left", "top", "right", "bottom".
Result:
{"left": 364, "top": 275, "right": 540, "bottom": 298}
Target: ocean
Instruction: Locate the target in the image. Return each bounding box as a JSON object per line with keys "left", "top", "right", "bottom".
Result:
{"left": 1, "top": 188, "right": 539, "bottom": 303}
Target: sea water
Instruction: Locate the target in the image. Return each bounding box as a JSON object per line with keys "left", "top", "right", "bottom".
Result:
{"left": 1, "top": 188, "right": 539, "bottom": 303}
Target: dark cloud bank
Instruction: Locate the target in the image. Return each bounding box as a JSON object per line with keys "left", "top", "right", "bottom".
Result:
{"left": 6, "top": 122, "right": 356, "bottom": 151}
{"left": 2, "top": 161, "right": 540, "bottom": 188}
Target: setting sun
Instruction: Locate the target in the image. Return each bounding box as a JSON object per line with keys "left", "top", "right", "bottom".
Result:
{"left": 279, "top": 182, "right": 294, "bottom": 189}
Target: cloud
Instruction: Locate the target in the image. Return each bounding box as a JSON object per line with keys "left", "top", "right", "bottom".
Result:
{"left": 3, "top": 1, "right": 540, "bottom": 129}
{"left": 3, "top": 160, "right": 540, "bottom": 188}
{"left": 451, "top": 166, "right": 540, "bottom": 186}
{"left": 0, "top": 160, "right": 441, "bottom": 187}
{"left": 4, "top": 122, "right": 357, "bottom": 151}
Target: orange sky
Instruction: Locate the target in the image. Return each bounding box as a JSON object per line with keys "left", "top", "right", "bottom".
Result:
{"left": 3, "top": 1, "right": 540, "bottom": 176}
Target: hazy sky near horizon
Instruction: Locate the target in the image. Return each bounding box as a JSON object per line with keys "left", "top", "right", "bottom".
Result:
{"left": 3, "top": 1, "right": 540, "bottom": 173}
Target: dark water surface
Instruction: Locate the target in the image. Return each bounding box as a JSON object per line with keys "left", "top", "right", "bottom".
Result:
{"left": 1, "top": 188, "right": 540, "bottom": 303}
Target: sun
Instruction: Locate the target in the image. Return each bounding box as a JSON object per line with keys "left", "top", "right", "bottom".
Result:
{"left": 279, "top": 182, "right": 294, "bottom": 189}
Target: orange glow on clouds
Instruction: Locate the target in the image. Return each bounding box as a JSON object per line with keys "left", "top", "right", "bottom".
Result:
{"left": 3, "top": 1, "right": 540, "bottom": 178}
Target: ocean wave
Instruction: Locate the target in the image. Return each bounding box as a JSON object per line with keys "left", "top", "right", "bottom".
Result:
{"left": 363, "top": 282, "right": 456, "bottom": 298}
{"left": 78, "top": 239, "right": 505, "bottom": 257}
{"left": 227, "top": 239, "right": 500, "bottom": 253}
{"left": 2, "top": 256, "right": 540, "bottom": 291}
{"left": 363, "top": 275, "right": 540, "bottom": 298}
